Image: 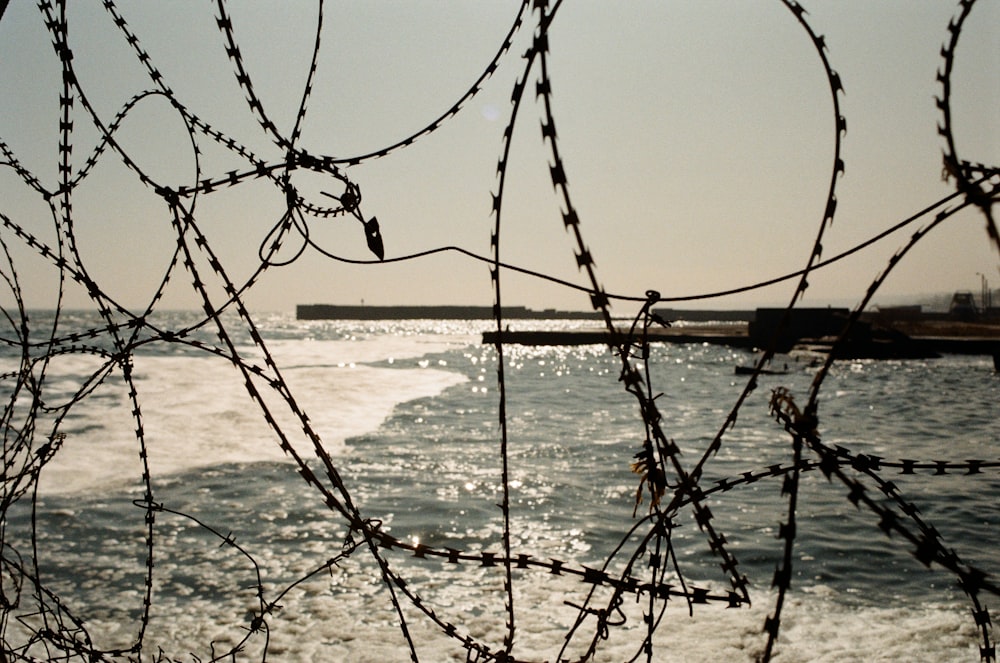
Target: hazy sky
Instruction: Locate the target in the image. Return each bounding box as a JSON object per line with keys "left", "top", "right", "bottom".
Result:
{"left": 0, "top": 1, "right": 996, "bottom": 316}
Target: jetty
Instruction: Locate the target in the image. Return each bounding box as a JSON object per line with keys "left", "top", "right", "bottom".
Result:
{"left": 482, "top": 307, "right": 1000, "bottom": 363}
{"left": 296, "top": 304, "right": 753, "bottom": 322}
{"left": 296, "top": 304, "right": 603, "bottom": 321}
{"left": 481, "top": 325, "right": 753, "bottom": 349}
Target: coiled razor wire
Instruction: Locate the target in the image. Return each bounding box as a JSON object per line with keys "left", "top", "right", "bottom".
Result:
{"left": 0, "top": 0, "right": 997, "bottom": 661}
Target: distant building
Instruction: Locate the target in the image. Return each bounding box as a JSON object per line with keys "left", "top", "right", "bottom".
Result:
{"left": 748, "top": 308, "right": 851, "bottom": 351}
{"left": 948, "top": 292, "right": 978, "bottom": 320}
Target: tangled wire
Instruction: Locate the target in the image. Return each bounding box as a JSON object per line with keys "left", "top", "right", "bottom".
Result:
{"left": 0, "top": 0, "right": 997, "bottom": 661}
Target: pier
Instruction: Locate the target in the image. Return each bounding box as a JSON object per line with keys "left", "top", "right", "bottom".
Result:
{"left": 481, "top": 324, "right": 753, "bottom": 349}
{"left": 481, "top": 308, "right": 1000, "bottom": 363}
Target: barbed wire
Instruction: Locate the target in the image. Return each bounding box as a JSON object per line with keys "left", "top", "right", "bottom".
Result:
{"left": 0, "top": 0, "right": 996, "bottom": 661}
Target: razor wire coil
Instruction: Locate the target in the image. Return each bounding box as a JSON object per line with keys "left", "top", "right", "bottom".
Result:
{"left": 0, "top": 0, "right": 997, "bottom": 661}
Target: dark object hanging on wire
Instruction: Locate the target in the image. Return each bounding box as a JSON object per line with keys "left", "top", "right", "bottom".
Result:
{"left": 322, "top": 189, "right": 384, "bottom": 260}
{"left": 363, "top": 216, "right": 384, "bottom": 261}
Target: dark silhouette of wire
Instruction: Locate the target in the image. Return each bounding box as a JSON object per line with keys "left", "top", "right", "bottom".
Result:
{"left": 302, "top": 184, "right": 975, "bottom": 305}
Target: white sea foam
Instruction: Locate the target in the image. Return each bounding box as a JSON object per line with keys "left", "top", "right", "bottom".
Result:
{"left": 74, "top": 566, "right": 980, "bottom": 662}
{"left": 29, "top": 337, "right": 468, "bottom": 495}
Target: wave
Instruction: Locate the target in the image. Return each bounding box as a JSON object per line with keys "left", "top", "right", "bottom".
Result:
{"left": 34, "top": 338, "right": 468, "bottom": 495}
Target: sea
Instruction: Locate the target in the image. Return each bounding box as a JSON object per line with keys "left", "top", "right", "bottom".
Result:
{"left": 2, "top": 310, "right": 998, "bottom": 662}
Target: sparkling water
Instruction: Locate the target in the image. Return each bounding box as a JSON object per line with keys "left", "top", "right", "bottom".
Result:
{"left": 2, "top": 311, "right": 997, "bottom": 661}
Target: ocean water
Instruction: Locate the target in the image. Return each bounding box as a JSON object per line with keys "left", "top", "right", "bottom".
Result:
{"left": 1, "top": 311, "right": 997, "bottom": 662}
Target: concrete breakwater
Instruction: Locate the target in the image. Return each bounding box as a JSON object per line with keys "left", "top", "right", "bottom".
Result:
{"left": 481, "top": 309, "right": 1000, "bottom": 363}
